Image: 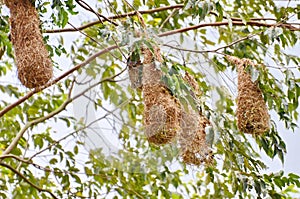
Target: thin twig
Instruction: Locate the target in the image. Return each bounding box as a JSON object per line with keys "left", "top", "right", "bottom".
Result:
{"left": 3, "top": 100, "right": 71, "bottom": 155}
{"left": 67, "top": 22, "right": 123, "bottom": 61}
{"left": 163, "top": 43, "right": 225, "bottom": 56}
{"left": 75, "top": 0, "right": 118, "bottom": 26}
{"left": 0, "top": 154, "right": 31, "bottom": 163}
{"left": 45, "top": 4, "right": 185, "bottom": 33}
{"left": 159, "top": 8, "right": 180, "bottom": 32}
{"left": 162, "top": 32, "right": 257, "bottom": 55}
{"left": 0, "top": 162, "right": 58, "bottom": 199}
{"left": 210, "top": 33, "right": 258, "bottom": 52}
{"left": 2, "top": 66, "right": 126, "bottom": 156}
{"left": 123, "top": 0, "right": 146, "bottom": 29}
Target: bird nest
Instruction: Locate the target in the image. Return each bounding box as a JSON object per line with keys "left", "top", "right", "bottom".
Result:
{"left": 6, "top": 0, "right": 52, "bottom": 88}
{"left": 178, "top": 72, "right": 213, "bottom": 166}
{"left": 143, "top": 84, "right": 181, "bottom": 145}
{"left": 179, "top": 110, "right": 213, "bottom": 165}
{"left": 227, "top": 56, "right": 270, "bottom": 135}
{"left": 183, "top": 71, "right": 202, "bottom": 97}
{"left": 142, "top": 46, "right": 181, "bottom": 145}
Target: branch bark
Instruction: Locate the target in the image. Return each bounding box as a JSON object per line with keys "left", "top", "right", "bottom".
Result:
{"left": 44, "top": 3, "right": 299, "bottom": 34}
{"left": 158, "top": 21, "right": 299, "bottom": 37}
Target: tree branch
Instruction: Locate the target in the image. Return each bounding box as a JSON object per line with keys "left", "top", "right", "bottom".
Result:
{"left": 163, "top": 32, "right": 257, "bottom": 54}
{"left": 2, "top": 100, "right": 71, "bottom": 156}
{"left": 158, "top": 20, "right": 299, "bottom": 37}
{"left": 0, "top": 45, "right": 118, "bottom": 118}
{"left": 159, "top": 7, "right": 180, "bottom": 32}
{"left": 0, "top": 162, "right": 58, "bottom": 199}
{"left": 209, "top": 11, "right": 278, "bottom": 22}
{"left": 2, "top": 66, "right": 126, "bottom": 156}
{"left": 45, "top": 4, "right": 185, "bottom": 33}
{"left": 1, "top": 19, "right": 298, "bottom": 119}
{"left": 45, "top": 4, "right": 299, "bottom": 34}
{"left": 75, "top": 0, "right": 118, "bottom": 26}
{"left": 0, "top": 154, "right": 31, "bottom": 163}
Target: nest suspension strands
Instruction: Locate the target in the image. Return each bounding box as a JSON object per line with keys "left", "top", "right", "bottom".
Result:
{"left": 179, "top": 72, "right": 213, "bottom": 165}
{"left": 142, "top": 46, "right": 181, "bottom": 145}
{"left": 227, "top": 56, "right": 270, "bottom": 135}
{"left": 127, "top": 48, "right": 143, "bottom": 89}
{"left": 5, "top": 0, "right": 53, "bottom": 88}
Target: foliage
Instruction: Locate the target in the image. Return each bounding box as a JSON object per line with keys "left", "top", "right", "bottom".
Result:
{"left": 0, "top": 0, "right": 300, "bottom": 198}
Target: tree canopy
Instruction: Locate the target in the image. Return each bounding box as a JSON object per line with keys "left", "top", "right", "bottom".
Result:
{"left": 0, "top": 0, "right": 300, "bottom": 198}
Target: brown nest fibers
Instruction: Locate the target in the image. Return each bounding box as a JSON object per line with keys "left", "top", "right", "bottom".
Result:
{"left": 227, "top": 56, "right": 270, "bottom": 135}
{"left": 179, "top": 72, "right": 213, "bottom": 166}
{"left": 5, "top": 0, "right": 52, "bottom": 88}
{"left": 180, "top": 111, "right": 213, "bottom": 165}
{"left": 142, "top": 46, "right": 181, "bottom": 145}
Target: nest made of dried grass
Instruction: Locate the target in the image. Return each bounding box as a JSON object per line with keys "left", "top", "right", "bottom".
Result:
{"left": 6, "top": 0, "right": 52, "bottom": 88}
{"left": 178, "top": 72, "right": 213, "bottom": 166}
{"left": 227, "top": 56, "right": 270, "bottom": 135}
{"left": 142, "top": 46, "right": 181, "bottom": 145}
{"left": 143, "top": 84, "right": 181, "bottom": 144}
{"left": 179, "top": 109, "right": 213, "bottom": 165}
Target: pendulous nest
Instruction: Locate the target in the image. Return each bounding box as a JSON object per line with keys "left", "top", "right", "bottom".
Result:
{"left": 5, "top": 0, "right": 52, "bottom": 88}
{"left": 179, "top": 110, "right": 213, "bottom": 165}
{"left": 143, "top": 84, "right": 181, "bottom": 145}
{"left": 178, "top": 72, "right": 213, "bottom": 166}
{"left": 227, "top": 56, "right": 270, "bottom": 135}
{"left": 142, "top": 46, "right": 181, "bottom": 145}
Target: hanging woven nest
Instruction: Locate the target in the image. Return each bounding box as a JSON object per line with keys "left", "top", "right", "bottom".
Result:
{"left": 179, "top": 110, "right": 213, "bottom": 165}
{"left": 227, "top": 56, "right": 270, "bottom": 135}
{"left": 179, "top": 72, "right": 213, "bottom": 165}
{"left": 142, "top": 46, "right": 181, "bottom": 145}
{"left": 143, "top": 84, "right": 181, "bottom": 145}
{"left": 5, "top": 0, "right": 52, "bottom": 88}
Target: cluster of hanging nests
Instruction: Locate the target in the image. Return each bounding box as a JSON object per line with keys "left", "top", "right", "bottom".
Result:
{"left": 128, "top": 46, "right": 271, "bottom": 166}
{"left": 4, "top": 0, "right": 270, "bottom": 165}
{"left": 128, "top": 45, "right": 213, "bottom": 165}
{"left": 4, "top": 0, "right": 52, "bottom": 88}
